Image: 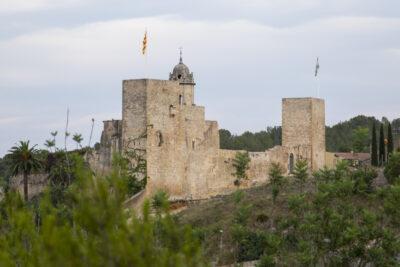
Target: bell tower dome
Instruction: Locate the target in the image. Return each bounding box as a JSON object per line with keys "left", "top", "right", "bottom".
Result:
{"left": 169, "top": 48, "right": 195, "bottom": 85}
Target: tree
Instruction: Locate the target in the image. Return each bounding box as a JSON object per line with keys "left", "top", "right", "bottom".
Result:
{"left": 51, "top": 131, "right": 58, "bottom": 148}
{"left": 379, "top": 123, "right": 385, "bottom": 165}
{"left": 268, "top": 162, "right": 285, "bottom": 205}
{"left": 384, "top": 152, "right": 400, "bottom": 184}
{"left": 7, "top": 141, "right": 42, "bottom": 201}
{"left": 387, "top": 122, "right": 394, "bottom": 157}
{"left": 293, "top": 159, "right": 308, "bottom": 194}
{"left": 232, "top": 152, "right": 251, "bottom": 187}
{"left": 371, "top": 122, "right": 378, "bottom": 166}
{"left": 352, "top": 127, "right": 369, "bottom": 152}
{"left": 44, "top": 139, "right": 55, "bottom": 152}
{"left": 72, "top": 133, "right": 83, "bottom": 149}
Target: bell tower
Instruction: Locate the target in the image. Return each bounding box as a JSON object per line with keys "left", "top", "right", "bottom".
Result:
{"left": 169, "top": 48, "right": 195, "bottom": 106}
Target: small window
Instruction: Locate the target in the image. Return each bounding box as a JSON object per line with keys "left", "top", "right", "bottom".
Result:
{"left": 289, "top": 153, "right": 294, "bottom": 174}
{"left": 192, "top": 140, "right": 195, "bottom": 150}
{"left": 179, "top": 95, "right": 183, "bottom": 105}
{"left": 157, "top": 131, "right": 163, "bottom": 147}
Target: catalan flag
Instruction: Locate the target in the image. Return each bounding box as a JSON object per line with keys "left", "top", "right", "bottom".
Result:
{"left": 142, "top": 30, "right": 147, "bottom": 55}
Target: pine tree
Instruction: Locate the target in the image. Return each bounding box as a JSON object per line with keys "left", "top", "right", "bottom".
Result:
{"left": 387, "top": 122, "right": 394, "bottom": 158}
{"left": 379, "top": 123, "right": 385, "bottom": 166}
{"left": 371, "top": 122, "right": 378, "bottom": 166}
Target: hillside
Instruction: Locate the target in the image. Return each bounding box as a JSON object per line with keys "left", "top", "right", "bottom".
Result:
{"left": 177, "top": 166, "right": 400, "bottom": 266}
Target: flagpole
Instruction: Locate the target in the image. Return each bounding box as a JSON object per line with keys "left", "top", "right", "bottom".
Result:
{"left": 145, "top": 29, "right": 148, "bottom": 78}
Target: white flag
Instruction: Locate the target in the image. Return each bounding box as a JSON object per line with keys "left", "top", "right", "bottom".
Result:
{"left": 315, "top": 57, "right": 320, "bottom": 77}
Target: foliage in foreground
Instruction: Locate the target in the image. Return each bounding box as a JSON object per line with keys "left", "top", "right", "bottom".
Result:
{"left": 0, "top": 156, "right": 207, "bottom": 267}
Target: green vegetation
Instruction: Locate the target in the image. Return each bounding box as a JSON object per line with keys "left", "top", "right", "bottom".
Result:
{"left": 388, "top": 122, "right": 394, "bottom": 156}
{"left": 384, "top": 152, "right": 400, "bottom": 184}
{"left": 232, "top": 152, "right": 251, "bottom": 186}
{"left": 326, "top": 115, "right": 378, "bottom": 153}
{"left": 72, "top": 133, "right": 84, "bottom": 149}
{"left": 7, "top": 141, "right": 42, "bottom": 201}
{"left": 0, "top": 152, "right": 206, "bottom": 266}
{"left": 371, "top": 122, "right": 378, "bottom": 166}
{"left": 220, "top": 127, "right": 281, "bottom": 152}
{"left": 292, "top": 159, "right": 308, "bottom": 194}
{"left": 268, "top": 163, "right": 285, "bottom": 205}
{"left": 379, "top": 123, "right": 386, "bottom": 165}
{"left": 111, "top": 150, "right": 147, "bottom": 197}
{"left": 179, "top": 162, "right": 400, "bottom": 266}
{"left": 352, "top": 127, "right": 369, "bottom": 152}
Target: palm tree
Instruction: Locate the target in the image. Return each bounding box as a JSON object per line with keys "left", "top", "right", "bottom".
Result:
{"left": 8, "top": 141, "right": 42, "bottom": 201}
{"left": 72, "top": 133, "right": 83, "bottom": 149}
{"left": 51, "top": 131, "right": 58, "bottom": 150}
{"left": 44, "top": 139, "right": 55, "bottom": 152}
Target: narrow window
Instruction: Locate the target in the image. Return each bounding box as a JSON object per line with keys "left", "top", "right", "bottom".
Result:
{"left": 192, "top": 140, "right": 195, "bottom": 150}
{"left": 289, "top": 153, "right": 294, "bottom": 174}
{"left": 179, "top": 95, "right": 183, "bottom": 105}
{"left": 157, "top": 131, "right": 163, "bottom": 147}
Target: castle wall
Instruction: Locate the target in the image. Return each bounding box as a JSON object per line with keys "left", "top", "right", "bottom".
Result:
{"left": 90, "top": 76, "right": 327, "bottom": 204}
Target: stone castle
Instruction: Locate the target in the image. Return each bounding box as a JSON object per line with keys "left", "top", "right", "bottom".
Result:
{"left": 89, "top": 53, "right": 327, "bottom": 201}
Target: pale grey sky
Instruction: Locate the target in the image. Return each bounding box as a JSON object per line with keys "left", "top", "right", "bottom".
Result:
{"left": 1, "top": 0, "right": 399, "bottom": 155}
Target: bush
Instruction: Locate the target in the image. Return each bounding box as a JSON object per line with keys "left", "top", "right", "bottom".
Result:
{"left": 384, "top": 152, "right": 400, "bottom": 184}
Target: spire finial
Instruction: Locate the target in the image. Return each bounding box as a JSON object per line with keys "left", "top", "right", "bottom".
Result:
{"left": 179, "top": 46, "right": 183, "bottom": 63}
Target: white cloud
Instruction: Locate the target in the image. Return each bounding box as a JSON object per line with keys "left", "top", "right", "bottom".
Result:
{"left": 2, "top": 15, "right": 399, "bottom": 88}
{"left": 1, "top": 15, "right": 400, "bottom": 155}
{"left": 0, "top": 116, "right": 25, "bottom": 125}
{"left": 0, "top": 0, "right": 84, "bottom": 13}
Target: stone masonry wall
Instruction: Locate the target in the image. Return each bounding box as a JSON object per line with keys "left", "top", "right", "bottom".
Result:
{"left": 282, "top": 98, "right": 325, "bottom": 171}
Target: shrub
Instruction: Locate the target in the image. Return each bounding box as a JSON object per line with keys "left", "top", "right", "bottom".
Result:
{"left": 232, "top": 152, "right": 251, "bottom": 186}
{"left": 384, "top": 152, "right": 400, "bottom": 184}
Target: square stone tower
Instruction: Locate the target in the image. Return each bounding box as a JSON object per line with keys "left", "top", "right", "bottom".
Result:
{"left": 282, "top": 98, "right": 325, "bottom": 171}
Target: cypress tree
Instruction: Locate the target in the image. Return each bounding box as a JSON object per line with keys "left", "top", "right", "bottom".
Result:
{"left": 387, "top": 122, "right": 394, "bottom": 157}
{"left": 379, "top": 123, "right": 385, "bottom": 165}
{"left": 371, "top": 122, "right": 378, "bottom": 166}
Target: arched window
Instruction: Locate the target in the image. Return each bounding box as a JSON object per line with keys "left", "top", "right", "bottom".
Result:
{"left": 179, "top": 95, "right": 183, "bottom": 105}
{"left": 289, "top": 153, "right": 294, "bottom": 174}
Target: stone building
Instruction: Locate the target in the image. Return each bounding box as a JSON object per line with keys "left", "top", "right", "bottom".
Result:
{"left": 89, "top": 54, "right": 327, "bottom": 201}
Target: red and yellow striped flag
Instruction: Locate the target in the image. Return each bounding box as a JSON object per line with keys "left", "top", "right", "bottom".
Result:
{"left": 142, "top": 30, "right": 147, "bottom": 55}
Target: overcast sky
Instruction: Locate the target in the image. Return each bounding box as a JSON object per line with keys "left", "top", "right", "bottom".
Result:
{"left": 1, "top": 0, "right": 399, "bottom": 155}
